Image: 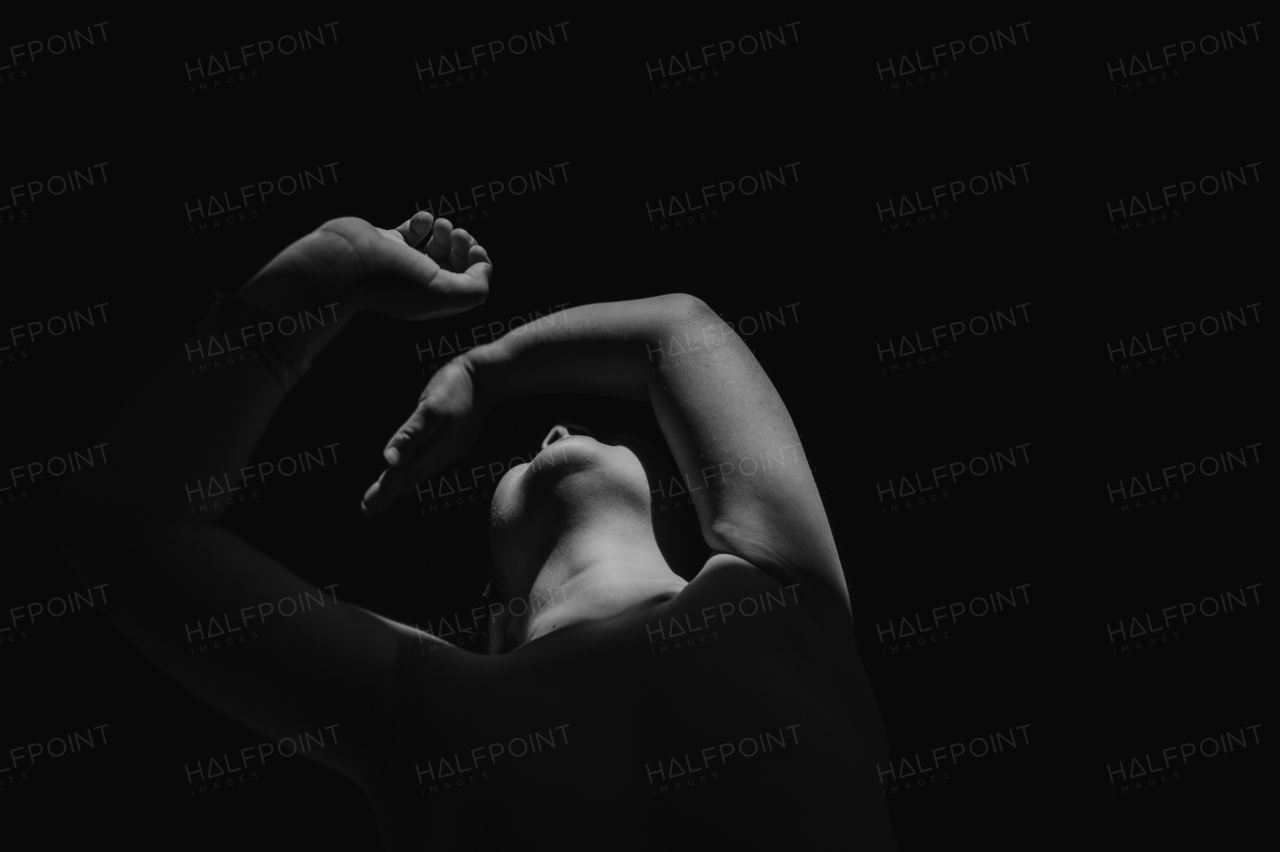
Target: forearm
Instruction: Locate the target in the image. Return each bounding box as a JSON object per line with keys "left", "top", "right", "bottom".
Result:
{"left": 468, "top": 292, "right": 840, "bottom": 595}
{"left": 58, "top": 271, "right": 361, "bottom": 528}
{"left": 465, "top": 294, "right": 703, "bottom": 402}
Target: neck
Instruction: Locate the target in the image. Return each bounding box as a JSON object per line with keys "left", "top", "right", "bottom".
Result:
{"left": 521, "top": 524, "right": 686, "bottom": 643}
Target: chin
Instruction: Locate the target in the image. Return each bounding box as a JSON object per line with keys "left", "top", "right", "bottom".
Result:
{"left": 494, "top": 437, "right": 649, "bottom": 524}
{"left": 488, "top": 437, "right": 654, "bottom": 590}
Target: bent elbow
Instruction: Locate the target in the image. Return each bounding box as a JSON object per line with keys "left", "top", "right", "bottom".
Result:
{"left": 665, "top": 293, "right": 713, "bottom": 316}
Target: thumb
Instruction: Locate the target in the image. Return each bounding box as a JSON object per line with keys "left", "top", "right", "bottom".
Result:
{"left": 443, "top": 243, "right": 492, "bottom": 291}
{"left": 384, "top": 403, "right": 444, "bottom": 467}
{"left": 364, "top": 427, "right": 455, "bottom": 515}
{"left": 464, "top": 244, "right": 493, "bottom": 288}
{"left": 416, "top": 244, "right": 491, "bottom": 317}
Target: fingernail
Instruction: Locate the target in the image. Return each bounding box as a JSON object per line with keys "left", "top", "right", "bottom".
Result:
{"left": 385, "top": 447, "right": 400, "bottom": 465}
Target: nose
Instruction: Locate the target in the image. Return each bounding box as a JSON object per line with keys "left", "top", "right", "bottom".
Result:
{"left": 541, "top": 421, "right": 594, "bottom": 450}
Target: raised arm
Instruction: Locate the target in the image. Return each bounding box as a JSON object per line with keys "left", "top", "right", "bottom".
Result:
{"left": 54, "top": 213, "right": 492, "bottom": 789}
{"left": 366, "top": 294, "right": 849, "bottom": 614}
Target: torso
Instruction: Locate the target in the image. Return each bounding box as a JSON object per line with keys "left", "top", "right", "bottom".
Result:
{"left": 369, "top": 557, "right": 895, "bottom": 849}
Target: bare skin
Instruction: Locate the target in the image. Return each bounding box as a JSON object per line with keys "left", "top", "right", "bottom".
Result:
{"left": 55, "top": 213, "right": 895, "bottom": 849}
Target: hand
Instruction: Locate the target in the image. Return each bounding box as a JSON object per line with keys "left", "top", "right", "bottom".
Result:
{"left": 361, "top": 354, "right": 496, "bottom": 516}
{"left": 245, "top": 213, "right": 492, "bottom": 321}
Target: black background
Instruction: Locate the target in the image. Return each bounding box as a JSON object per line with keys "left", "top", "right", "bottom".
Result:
{"left": 1, "top": 8, "right": 1266, "bottom": 850}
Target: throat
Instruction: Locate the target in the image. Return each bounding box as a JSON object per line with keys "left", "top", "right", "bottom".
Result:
{"left": 525, "top": 574, "right": 687, "bottom": 643}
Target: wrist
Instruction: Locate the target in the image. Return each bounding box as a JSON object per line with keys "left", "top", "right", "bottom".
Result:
{"left": 239, "top": 227, "right": 368, "bottom": 318}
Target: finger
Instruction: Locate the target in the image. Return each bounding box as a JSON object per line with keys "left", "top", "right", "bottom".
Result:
{"left": 383, "top": 404, "right": 444, "bottom": 467}
{"left": 361, "top": 470, "right": 389, "bottom": 516}
{"left": 395, "top": 210, "right": 434, "bottom": 249}
{"left": 362, "top": 467, "right": 410, "bottom": 515}
{"left": 424, "top": 246, "right": 491, "bottom": 315}
{"left": 362, "top": 464, "right": 416, "bottom": 513}
{"left": 448, "top": 228, "right": 476, "bottom": 272}
{"left": 464, "top": 244, "right": 493, "bottom": 288}
{"left": 363, "top": 439, "right": 446, "bottom": 514}
{"left": 468, "top": 243, "right": 490, "bottom": 268}
{"left": 425, "top": 217, "right": 453, "bottom": 265}
{"left": 362, "top": 467, "right": 416, "bottom": 515}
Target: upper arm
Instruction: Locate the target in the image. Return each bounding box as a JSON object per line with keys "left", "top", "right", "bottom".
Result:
{"left": 57, "top": 520, "right": 454, "bottom": 789}
{"left": 648, "top": 295, "right": 849, "bottom": 613}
